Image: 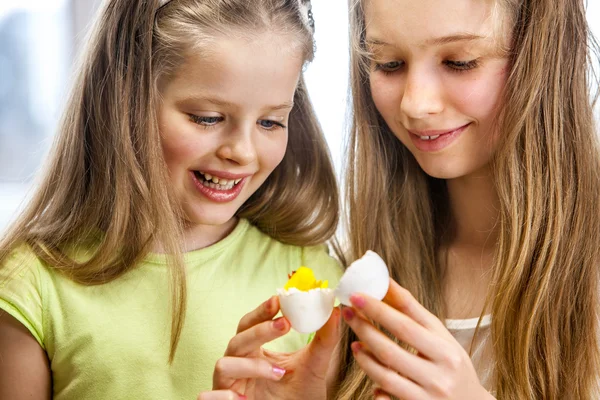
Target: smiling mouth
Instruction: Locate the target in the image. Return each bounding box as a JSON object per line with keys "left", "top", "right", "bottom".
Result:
{"left": 409, "top": 123, "right": 471, "bottom": 141}
{"left": 193, "top": 171, "right": 243, "bottom": 191}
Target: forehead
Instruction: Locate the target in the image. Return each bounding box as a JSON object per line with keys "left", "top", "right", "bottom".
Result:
{"left": 162, "top": 33, "right": 304, "bottom": 107}
{"left": 364, "top": 0, "right": 506, "bottom": 48}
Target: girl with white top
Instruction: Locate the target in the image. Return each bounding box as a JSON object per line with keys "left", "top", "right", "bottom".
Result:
{"left": 204, "top": 0, "right": 600, "bottom": 398}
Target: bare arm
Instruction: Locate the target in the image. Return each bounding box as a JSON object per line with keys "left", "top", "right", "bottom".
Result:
{"left": 0, "top": 312, "right": 52, "bottom": 399}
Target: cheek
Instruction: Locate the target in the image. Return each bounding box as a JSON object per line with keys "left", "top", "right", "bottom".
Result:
{"left": 448, "top": 69, "right": 507, "bottom": 124}
{"left": 259, "top": 134, "right": 288, "bottom": 172}
{"left": 370, "top": 74, "right": 402, "bottom": 120}
{"left": 158, "top": 110, "right": 200, "bottom": 170}
{"left": 159, "top": 129, "right": 201, "bottom": 174}
{"left": 161, "top": 134, "right": 190, "bottom": 167}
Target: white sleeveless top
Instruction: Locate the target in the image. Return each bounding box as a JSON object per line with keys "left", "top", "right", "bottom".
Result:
{"left": 446, "top": 315, "right": 494, "bottom": 393}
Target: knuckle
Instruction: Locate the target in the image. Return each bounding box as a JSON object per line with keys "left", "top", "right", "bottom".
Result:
{"left": 400, "top": 286, "right": 414, "bottom": 300}
{"left": 377, "top": 349, "right": 395, "bottom": 368}
{"left": 236, "top": 315, "right": 250, "bottom": 332}
{"left": 379, "top": 370, "right": 397, "bottom": 393}
{"left": 213, "top": 358, "right": 228, "bottom": 376}
{"left": 443, "top": 352, "right": 463, "bottom": 370}
{"left": 432, "top": 376, "right": 453, "bottom": 397}
{"left": 394, "top": 318, "right": 413, "bottom": 342}
{"left": 394, "top": 315, "right": 407, "bottom": 332}
{"left": 224, "top": 339, "right": 237, "bottom": 355}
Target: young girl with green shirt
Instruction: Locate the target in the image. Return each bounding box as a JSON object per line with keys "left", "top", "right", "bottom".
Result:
{"left": 0, "top": 0, "right": 342, "bottom": 399}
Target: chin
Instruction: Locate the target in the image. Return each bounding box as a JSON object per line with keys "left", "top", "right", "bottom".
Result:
{"left": 417, "top": 162, "right": 466, "bottom": 180}
{"left": 183, "top": 207, "right": 238, "bottom": 228}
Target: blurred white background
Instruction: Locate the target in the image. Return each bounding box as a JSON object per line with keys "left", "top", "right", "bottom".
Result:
{"left": 0, "top": 0, "right": 598, "bottom": 232}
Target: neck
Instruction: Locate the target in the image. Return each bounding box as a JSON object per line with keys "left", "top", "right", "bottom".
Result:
{"left": 446, "top": 166, "right": 499, "bottom": 250}
{"left": 152, "top": 217, "right": 239, "bottom": 253}
{"left": 184, "top": 217, "right": 239, "bottom": 251}
{"left": 442, "top": 166, "right": 499, "bottom": 319}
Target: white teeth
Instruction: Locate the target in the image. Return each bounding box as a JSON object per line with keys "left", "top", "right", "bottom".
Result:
{"left": 201, "top": 180, "right": 234, "bottom": 191}
{"left": 420, "top": 135, "right": 440, "bottom": 141}
{"left": 196, "top": 171, "right": 242, "bottom": 191}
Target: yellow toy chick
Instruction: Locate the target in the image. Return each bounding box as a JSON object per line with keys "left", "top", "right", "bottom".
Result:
{"left": 284, "top": 266, "right": 328, "bottom": 291}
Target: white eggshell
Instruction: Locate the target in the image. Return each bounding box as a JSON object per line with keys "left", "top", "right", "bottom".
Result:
{"left": 277, "top": 288, "right": 336, "bottom": 333}
{"left": 335, "top": 250, "right": 390, "bottom": 306}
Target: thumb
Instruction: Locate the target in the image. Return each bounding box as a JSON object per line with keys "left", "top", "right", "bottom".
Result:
{"left": 305, "top": 306, "right": 341, "bottom": 377}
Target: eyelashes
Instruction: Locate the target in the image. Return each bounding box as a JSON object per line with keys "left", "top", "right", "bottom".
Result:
{"left": 189, "top": 115, "right": 222, "bottom": 126}
{"left": 443, "top": 59, "right": 479, "bottom": 71}
{"left": 188, "top": 115, "right": 287, "bottom": 130}
{"left": 373, "top": 58, "right": 480, "bottom": 75}
{"left": 373, "top": 60, "right": 404, "bottom": 74}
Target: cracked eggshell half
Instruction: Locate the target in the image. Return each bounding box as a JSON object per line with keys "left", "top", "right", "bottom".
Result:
{"left": 335, "top": 250, "right": 390, "bottom": 306}
{"left": 277, "top": 287, "right": 336, "bottom": 333}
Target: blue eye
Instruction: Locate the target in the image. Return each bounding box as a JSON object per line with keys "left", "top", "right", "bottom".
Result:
{"left": 258, "top": 120, "right": 286, "bottom": 130}
{"left": 189, "top": 115, "right": 223, "bottom": 126}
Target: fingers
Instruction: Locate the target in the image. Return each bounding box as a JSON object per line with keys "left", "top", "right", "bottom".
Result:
{"left": 384, "top": 280, "right": 448, "bottom": 333}
{"left": 236, "top": 296, "right": 280, "bottom": 334}
{"left": 213, "top": 356, "right": 287, "bottom": 389}
{"left": 305, "top": 307, "right": 342, "bottom": 377}
{"left": 197, "top": 389, "right": 246, "bottom": 400}
{"left": 351, "top": 342, "right": 426, "bottom": 400}
{"left": 341, "top": 307, "right": 432, "bottom": 385}
{"left": 346, "top": 294, "right": 447, "bottom": 361}
{"left": 225, "top": 317, "right": 290, "bottom": 357}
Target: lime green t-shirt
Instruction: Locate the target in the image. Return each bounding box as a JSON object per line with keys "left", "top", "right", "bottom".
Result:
{"left": 0, "top": 219, "right": 342, "bottom": 399}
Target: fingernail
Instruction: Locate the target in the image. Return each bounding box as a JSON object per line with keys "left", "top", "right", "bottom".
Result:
{"left": 351, "top": 341, "right": 363, "bottom": 353}
{"left": 342, "top": 307, "right": 355, "bottom": 321}
{"left": 272, "top": 365, "right": 286, "bottom": 378}
{"left": 273, "top": 317, "right": 287, "bottom": 331}
{"left": 236, "top": 393, "right": 247, "bottom": 400}
{"left": 350, "top": 294, "right": 366, "bottom": 309}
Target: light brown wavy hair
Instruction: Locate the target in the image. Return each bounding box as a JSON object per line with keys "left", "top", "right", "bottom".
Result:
{"left": 335, "top": 0, "right": 600, "bottom": 398}
{"left": 0, "top": 0, "right": 338, "bottom": 362}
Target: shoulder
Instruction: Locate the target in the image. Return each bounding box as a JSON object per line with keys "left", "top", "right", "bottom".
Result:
{"left": 0, "top": 244, "right": 50, "bottom": 348}
{"left": 0, "top": 244, "right": 48, "bottom": 286}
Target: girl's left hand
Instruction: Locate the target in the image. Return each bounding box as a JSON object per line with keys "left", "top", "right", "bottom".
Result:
{"left": 343, "top": 280, "right": 495, "bottom": 400}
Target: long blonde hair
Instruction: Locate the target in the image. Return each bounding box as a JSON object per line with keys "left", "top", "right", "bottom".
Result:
{"left": 335, "top": 0, "right": 600, "bottom": 398}
{"left": 0, "top": 0, "right": 338, "bottom": 362}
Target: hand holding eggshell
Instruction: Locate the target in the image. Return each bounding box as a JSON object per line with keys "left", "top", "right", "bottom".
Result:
{"left": 201, "top": 295, "right": 340, "bottom": 400}
{"left": 278, "top": 251, "right": 390, "bottom": 333}
{"left": 342, "top": 280, "right": 492, "bottom": 400}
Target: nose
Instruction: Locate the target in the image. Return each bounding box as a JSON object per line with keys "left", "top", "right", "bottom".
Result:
{"left": 216, "top": 123, "right": 257, "bottom": 166}
{"left": 400, "top": 66, "right": 444, "bottom": 119}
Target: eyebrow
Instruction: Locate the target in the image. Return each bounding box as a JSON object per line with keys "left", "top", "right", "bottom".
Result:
{"left": 366, "top": 33, "right": 486, "bottom": 48}
{"left": 178, "top": 95, "right": 294, "bottom": 111}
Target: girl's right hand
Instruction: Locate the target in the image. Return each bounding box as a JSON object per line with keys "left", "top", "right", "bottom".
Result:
{"left": 196, "top": 296, "right": 341, "bottom": 400}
